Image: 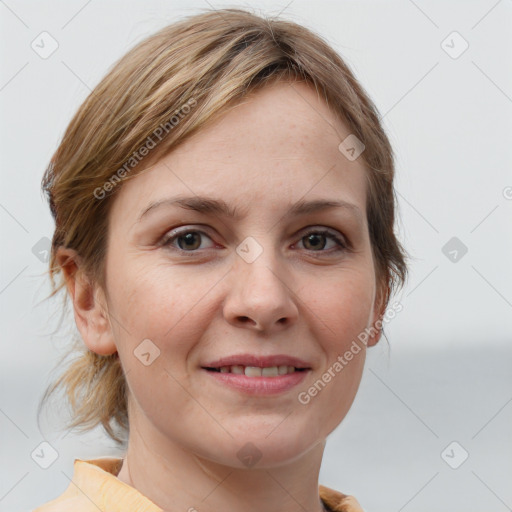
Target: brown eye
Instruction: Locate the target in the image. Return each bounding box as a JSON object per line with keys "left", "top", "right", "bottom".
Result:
{"left": 297, "top": 229, "right": 347, "bottom": 254}
{"left": 162, "top": 229, "right": 214, "bottom": 252}
{"left": 176, "top": 232, "right": 202, "bottom": 250}
{"left": 302, "top": 233, "right": 328, "bottom": 251}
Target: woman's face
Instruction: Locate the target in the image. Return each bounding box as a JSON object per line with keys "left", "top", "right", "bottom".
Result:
{"left": 100, "top": 81, "right": 381, "bottom": 467}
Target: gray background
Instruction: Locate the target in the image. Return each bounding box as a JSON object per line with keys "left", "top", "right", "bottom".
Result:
{"left": 1, "top": 1, "right": 511, "bottom": 511}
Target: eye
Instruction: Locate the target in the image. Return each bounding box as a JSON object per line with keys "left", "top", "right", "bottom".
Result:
{"left": 296, "top": 229, "right": 348, "bottom": 253}
{"left": 161, "top": 228, "right": 215, "bottom": 252}
{"left": 160, "top": 226, "right": 348, "bottom": 256}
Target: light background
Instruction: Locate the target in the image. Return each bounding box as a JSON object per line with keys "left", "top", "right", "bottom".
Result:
{"left": 0, "top": 0, "right": 511, "bottom": 511}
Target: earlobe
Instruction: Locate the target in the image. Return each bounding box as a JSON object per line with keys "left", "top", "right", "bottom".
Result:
{"left": 366, "top": 319, "right": 382, "bottom": 347}
{"left": 367, "top": 288, "right": 387, "bottom": 347}
{"left": 56, "top": 247, "right": 117, "bottom": 356}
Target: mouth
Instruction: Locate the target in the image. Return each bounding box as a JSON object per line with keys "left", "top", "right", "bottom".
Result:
{"left": 201, "top": 353, "right": 312, "bottom": 376}
{"left": 200, "top": 354, "right": 312, "bottom": 395}
{"left": 202, "top": 365, "right": 308, "bottom": 377}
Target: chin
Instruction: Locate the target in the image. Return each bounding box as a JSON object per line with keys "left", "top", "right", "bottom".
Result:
{"left": 205, "top": 425, "right": 319, "bottom": 469}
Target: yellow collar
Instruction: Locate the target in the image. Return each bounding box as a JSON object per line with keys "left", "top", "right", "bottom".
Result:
{"left": 34, "top": 457, "right": 363, "bottom": 512}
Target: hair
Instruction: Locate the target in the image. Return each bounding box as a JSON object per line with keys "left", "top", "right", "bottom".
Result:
{"left": 39, "top": 7, "right": 407, "bottom": 446}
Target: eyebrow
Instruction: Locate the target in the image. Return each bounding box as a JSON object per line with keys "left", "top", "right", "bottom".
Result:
{"left": 138, "top": 195, "right": 362, "bottom": 222}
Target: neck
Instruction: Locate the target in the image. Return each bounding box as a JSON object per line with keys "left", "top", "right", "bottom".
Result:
{"left": 116, "top": 417, "right": 328, "bottom": 512}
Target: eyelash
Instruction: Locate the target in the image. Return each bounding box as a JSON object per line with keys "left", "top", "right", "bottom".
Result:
{"left": 160, "top": 227, "right": 349, "bottom": 256}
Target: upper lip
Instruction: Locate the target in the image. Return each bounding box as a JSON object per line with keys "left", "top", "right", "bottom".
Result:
{"left": 202, "top": 354, "right": 312, "bottom": 369}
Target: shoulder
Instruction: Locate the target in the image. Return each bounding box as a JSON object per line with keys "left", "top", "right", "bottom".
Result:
{"left": 319, "top": 484, "right": 365, "bottom": 512}
{"left": 31, "top": 457, "right": 162, "bottom": 512}
{"left": 31, "top": 457, "right": 125, "bottom": 512}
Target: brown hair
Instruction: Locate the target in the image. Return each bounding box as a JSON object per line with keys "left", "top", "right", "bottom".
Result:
{"left": 39, "top": 7, "right": 407, "bottom": 446}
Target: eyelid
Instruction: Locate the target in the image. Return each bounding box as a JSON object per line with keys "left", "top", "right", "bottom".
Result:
{"left": 160, "top": 224, "right": 350, "bottom": 254}
{"left": 294, "top": 226, "right": 349, "bottom": 252}
{"left": 159, "top": 226, "right": 216, "bottom": 249}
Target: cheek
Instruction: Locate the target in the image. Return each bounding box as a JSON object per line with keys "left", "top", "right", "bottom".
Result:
{"left": 300, "top": 272, "right": 373, "bottom": 422}
{"left": 105, "top": 265, "right": 222, "bottom": 398}
{"left": 305, "top": 270, "right": 376, "bottom": 343}
{"left": 106, "top": 265, "right": 205, "bottom": 424}
{"left": 107, "top": 260, "right": 191, "bottom": 330}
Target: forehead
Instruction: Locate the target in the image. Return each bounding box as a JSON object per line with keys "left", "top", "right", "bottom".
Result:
{"left": 110, "top": 80, "right": 368, "bottom": 225}
{"left": 180, "top": 80, "right": 352, "bottom": 163}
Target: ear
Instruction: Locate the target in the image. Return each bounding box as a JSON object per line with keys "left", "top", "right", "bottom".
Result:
{"left": 366, "top": 284, "right": 387, "bottom": 347}
{"left": 56, "top": 247, "right": 117, "bottom": 356}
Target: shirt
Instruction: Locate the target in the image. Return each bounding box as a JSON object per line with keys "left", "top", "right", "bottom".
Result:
{"left": 32, "top": 457, "right": 364, "bottom": 512}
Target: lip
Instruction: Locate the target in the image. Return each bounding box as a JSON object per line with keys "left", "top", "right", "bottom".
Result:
{"left": 200, "top": 353, "right": 312, "bottom": 396}
{"left": 202, "top": 353, "right": 312, "bottom": 369}
{"left": 202, "top": 368, "right": 310, "bottom": 395}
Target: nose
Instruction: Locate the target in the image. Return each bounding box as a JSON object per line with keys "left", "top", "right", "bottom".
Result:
{"left": 222, "top": 248, "right": 299, "bottom": 334}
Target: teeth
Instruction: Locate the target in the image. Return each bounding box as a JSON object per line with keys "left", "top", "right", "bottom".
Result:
{"left": 278, "top": 365, "right": 288, "bottom": 375}
{"left": 215, "top": 365, "right": 300, "bottom": 377}
{"left": 261, "top": 366, "right": 278, "bottom": 377}
{"left": 245, "top": 366, "right": 262, "bottom": 377}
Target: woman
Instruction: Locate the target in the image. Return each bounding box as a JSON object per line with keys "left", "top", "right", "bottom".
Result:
{"left": 35, "top": 7, "right": 407, "bottom": 512}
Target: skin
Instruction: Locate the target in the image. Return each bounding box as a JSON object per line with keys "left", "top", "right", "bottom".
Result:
{"left": 58, "top": 80, "right": 383, "bottom": 512}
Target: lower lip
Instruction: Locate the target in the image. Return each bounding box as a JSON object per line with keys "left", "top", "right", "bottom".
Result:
{"left": 202, "top": 369, "right": 309, "bottom": 395}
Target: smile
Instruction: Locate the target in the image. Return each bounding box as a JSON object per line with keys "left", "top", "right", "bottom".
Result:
{"left": 204, "top": 365, "right": 306, "bottom": 377}
{"left": 202, "top": 366, "right": 310, "bottom": 395}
